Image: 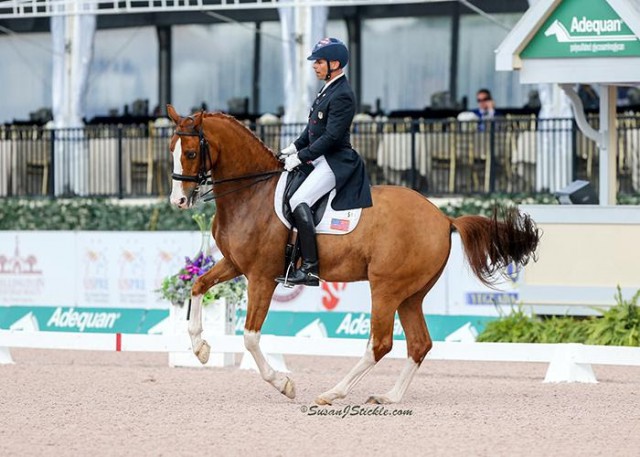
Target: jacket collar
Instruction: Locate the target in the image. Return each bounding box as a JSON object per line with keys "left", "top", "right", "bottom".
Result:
{"left": 314, "top": 75, "right": 346, "bottom": 105}
{"left": 319, "top": 73, "right": 345, "bottom": 95}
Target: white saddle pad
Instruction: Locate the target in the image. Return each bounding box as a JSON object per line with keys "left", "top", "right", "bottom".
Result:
{"left": 274, "top": 172, "right": 362, "bottom": 235}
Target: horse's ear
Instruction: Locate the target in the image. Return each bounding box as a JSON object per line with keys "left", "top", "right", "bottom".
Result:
{"left": 167, "top": 104, "right": 180, "bottom": 124}
{"left": 192, "top": 111, "right": 204, "bottom": 129}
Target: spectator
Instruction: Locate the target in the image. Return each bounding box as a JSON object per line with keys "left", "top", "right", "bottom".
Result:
{"left": 524, "top": 90, "right": 541, "bottom": 111}
{"left": 472, "top": 88, "right": 501, "bottom": 120}
{"left": 578, "top": 84, "right": 599, "bottom": 110}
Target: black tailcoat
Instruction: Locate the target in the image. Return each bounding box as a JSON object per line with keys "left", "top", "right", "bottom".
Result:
{"left": 294, "top": 76, "right": 373, "bottom": 211}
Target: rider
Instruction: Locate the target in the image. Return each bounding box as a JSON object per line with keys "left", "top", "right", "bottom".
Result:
{"left": 275, "top": 37, "right": 373, "bottom": 287}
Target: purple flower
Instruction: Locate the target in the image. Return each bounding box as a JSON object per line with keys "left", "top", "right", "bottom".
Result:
{"left": 173, "top": 251, "right": 217, "bottom": 287}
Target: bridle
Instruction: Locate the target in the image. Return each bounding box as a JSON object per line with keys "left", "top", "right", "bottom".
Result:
{"left": 171, "top": 128, "right": 211, "bottom": 185}
{"left": 171, "top": 125, "right": 283, "bottom": 201}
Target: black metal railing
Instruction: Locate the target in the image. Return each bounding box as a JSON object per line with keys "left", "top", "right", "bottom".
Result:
{"left": 1, "top": 114, "right": 638, "bottom": 198}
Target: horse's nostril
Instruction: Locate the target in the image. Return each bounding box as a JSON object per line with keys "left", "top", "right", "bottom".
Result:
{"left": 179, "top": 197, "right": 187, "bottom": 205}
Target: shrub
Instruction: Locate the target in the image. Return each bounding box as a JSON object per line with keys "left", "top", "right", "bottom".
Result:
{"left": 476, "top": 307, "right": 543, "bottom": 343}
{"left": 584, "top": 287, "right": 640, "bottom": 346}
{"left": 0, "top": 198, "right": 215, "bottom": 231}
{"left": 477, "top": 287, "right": 640, "bottom": 346}
{"left": 438, "top": 193, "right": 557, "bottom": 218}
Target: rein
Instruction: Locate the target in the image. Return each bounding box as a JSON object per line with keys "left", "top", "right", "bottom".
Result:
{"left": 172, "top": 127, "right": 283, "bottom": 201}
{"left": 200, "top": 173, "right": 279, "bottom": 201}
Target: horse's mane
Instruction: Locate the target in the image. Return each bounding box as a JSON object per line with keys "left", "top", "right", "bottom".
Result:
{"left": 203, "top": 112, "right": 279, "bottom": 160}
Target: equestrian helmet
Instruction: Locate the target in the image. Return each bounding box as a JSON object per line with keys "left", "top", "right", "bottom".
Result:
{"left": 307, "top": 37, "right": 349, "bottom": 68}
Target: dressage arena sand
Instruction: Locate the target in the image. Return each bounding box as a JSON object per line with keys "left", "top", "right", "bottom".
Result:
{"left": 2, "top": 349, "right": 639, "bottom": 457}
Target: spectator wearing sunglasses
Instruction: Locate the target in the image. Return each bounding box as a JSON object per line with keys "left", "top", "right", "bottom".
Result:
{"left": 472, "top": 88, "right": 501, "bottom": 120}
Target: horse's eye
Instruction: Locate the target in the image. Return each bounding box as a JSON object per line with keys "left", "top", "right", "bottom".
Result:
{"left": 186, "top": 151, "right": 197, "bottom": 160}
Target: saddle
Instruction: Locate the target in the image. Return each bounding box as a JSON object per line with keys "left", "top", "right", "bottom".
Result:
{"left": 274, "top": 165, "right": 363, "bottom": 283}
{"left": 282, "top": 164, "right": 330, "bottom": 227}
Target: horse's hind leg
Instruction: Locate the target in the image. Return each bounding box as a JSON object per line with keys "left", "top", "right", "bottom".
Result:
{"left": 190, "top": 257, "right": 240, "bottom": 364}
{"left": 366, "top": 286, "right": 432, "bottom": 405}
{"left": 244, "top": 278, "right": 295, "bottom": 399}
{"left": 315, "top": 299, "right": 397, "bottom": 405}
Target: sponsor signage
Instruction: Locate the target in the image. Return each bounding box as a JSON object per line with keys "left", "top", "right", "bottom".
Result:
{"left": 0, "top": 230, "right": 515, "bottom": 338}
{"left": 0, "top": 231, "right": 201, "bottom": 309}
{"left": 237, "top": 310, "right": 495, "bottom": 341}
{"left": 0, "top": 306, "right": 166, "bottom": 333}
{"left": 521, "top": 0, "right": 640, "bottom": 58}
{"left": 0, "top": 306, "right": 495, "bottom": 341}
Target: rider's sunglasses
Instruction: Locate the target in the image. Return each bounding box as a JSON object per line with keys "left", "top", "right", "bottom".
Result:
{"left": 477, "top": 97, "right": 491, "bottom": 103}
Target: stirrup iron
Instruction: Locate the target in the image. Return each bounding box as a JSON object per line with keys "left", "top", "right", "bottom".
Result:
{"left": 279, "top": 262, "right": 296, "bottom": 288}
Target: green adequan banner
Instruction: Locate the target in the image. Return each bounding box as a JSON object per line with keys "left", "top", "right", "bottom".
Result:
{"left": 0, "top": 306, "right": 495, "bottom": 341}
{"left": 0, "top": 306, "right": 167, "bottom": 333}
{"left": 521, "top": 0, "right": 640, "bottom": 58}
{"left": 238, "top": 310, "right": 495, "bottom": 341}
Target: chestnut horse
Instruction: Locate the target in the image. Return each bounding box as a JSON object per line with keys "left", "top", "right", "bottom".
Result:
{"left": 166, "top": 105, "right": 540, "bottom": 405}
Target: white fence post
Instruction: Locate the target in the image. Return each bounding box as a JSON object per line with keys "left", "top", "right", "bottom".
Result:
{"left": 0, "top": 346, "right": 13, "bottom": 364}
{"left": 543, "top": 344, "right": 597, "bottom": 383}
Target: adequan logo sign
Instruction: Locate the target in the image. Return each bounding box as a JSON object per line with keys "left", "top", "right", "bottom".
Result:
{"left": 521, "top": 0, "right": 640, "bottom": 58}
{"left": 545, "top": 17, "right": 635, "bottom": 43}
{"left": 545, "top": 17, "right": 635, "bottom": 54}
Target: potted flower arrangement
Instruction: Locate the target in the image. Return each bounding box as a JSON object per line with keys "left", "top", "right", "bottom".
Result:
{"left": 157, "top": 213, "right": 247, "bottom": 309}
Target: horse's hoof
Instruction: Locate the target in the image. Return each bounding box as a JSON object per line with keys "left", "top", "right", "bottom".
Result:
{"left": 282, "top": 377, "right": 296, "bottom": 399}
{"left": 315, "top": 396, "right": 332, "bottom": 406}
{"left": 195, "top": 341, "right": 211, "bottom": 365}
{"left": 365, "top": 395, "right": 392, "bottom": 405}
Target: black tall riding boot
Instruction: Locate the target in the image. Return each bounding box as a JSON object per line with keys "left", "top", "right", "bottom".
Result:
{"left": 275, "top": 203, "right": 320, "bottom": 287}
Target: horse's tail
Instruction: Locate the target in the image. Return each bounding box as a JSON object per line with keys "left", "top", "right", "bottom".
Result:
{"left": 449, "top": 206, "right": 541, "bottom": 287}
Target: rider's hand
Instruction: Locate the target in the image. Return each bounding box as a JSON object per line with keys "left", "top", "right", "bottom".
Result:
{"left": 284, "top": 154, "right": 302, "bottom": 171}
{"left": 277, "top": 143, "right": 297, "bottom": 160}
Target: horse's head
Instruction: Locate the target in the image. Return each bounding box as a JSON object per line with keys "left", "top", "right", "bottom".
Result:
{"left": 166, "top": 104, "right": 282, "bottom": 209}
{"left": 167, "top": 104, "right": 215, "bottom": 209}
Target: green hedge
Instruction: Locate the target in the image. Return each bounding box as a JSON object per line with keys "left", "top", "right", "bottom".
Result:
{"left": 477, "top": 287, "right": 640, "bottom": 346}
{"left": 0, "top": 192, "right": 637, "bottom": 230}
{"left": 0, "top": 198, "right": 215, "bottom": 231}
{"left": 439, "top": 193, "right": 558, "bottom": 218}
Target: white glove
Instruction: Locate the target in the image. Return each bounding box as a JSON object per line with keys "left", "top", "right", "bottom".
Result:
{"left": 278, "top": 143, "right": 297, "bottom": 159}
{"left": 284, "top": 154, "right": 302, "bottom": 171}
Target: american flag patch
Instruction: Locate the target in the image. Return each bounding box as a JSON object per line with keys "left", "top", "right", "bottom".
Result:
{"left": 330, "top": 218, "right": 350, "bottom": 231}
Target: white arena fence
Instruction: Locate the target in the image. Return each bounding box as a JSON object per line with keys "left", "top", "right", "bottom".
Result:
{"left": 2, "top": 330, "right": 640, "bottom": 384}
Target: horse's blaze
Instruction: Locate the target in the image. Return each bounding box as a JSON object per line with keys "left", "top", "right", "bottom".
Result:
{"left": 170, "top": 138, "right": 188, "bottom": 207}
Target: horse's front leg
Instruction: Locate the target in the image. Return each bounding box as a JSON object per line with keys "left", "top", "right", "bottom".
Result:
{"left": 244, "top": 278, "right": 295, "bottom": 399}
{"left": 189, "top": 257, "right": 240, "bottom": 364}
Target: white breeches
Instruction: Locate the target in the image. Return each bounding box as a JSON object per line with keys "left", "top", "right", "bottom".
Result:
{"left": 289, "top": 156, "right": 336, "bottom": 209}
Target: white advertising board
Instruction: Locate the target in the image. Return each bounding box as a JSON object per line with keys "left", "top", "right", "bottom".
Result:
{"left": 0, "top": 231, "right": 518, "bottom": 315}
